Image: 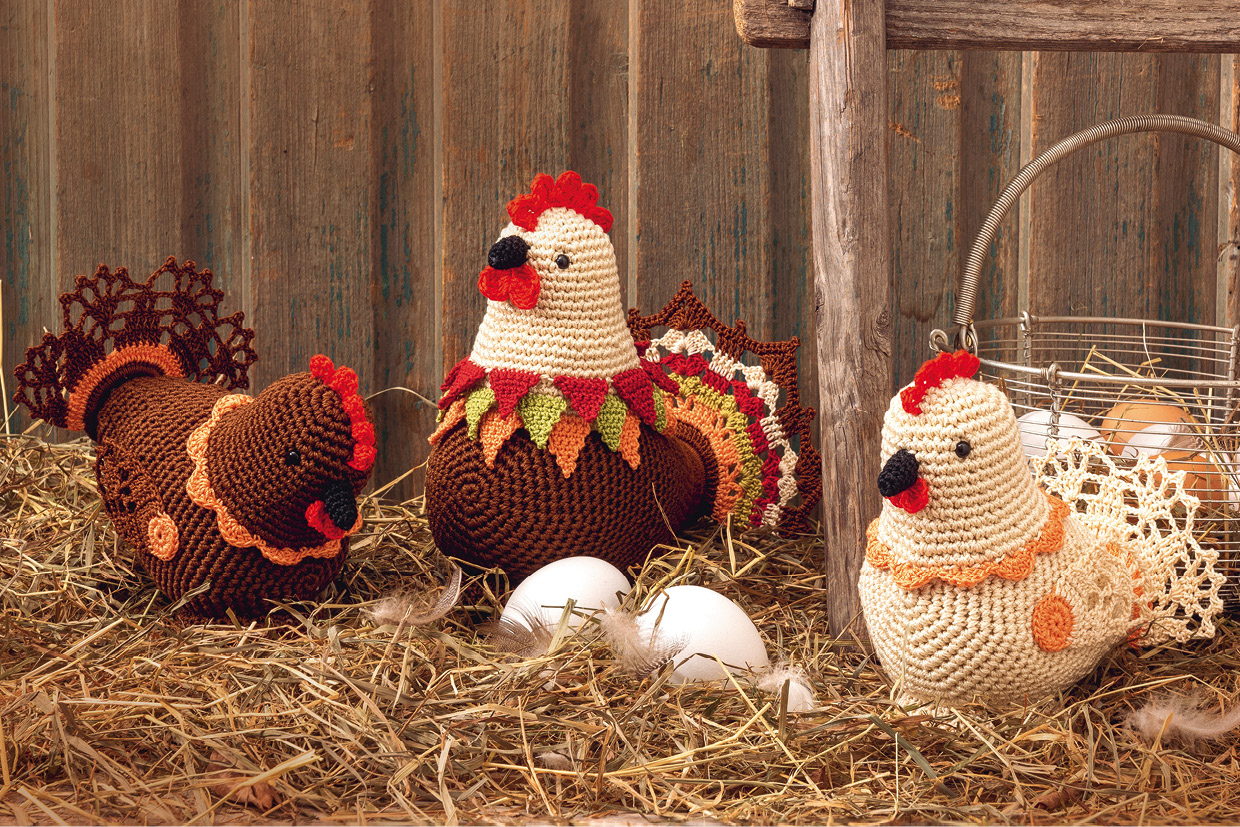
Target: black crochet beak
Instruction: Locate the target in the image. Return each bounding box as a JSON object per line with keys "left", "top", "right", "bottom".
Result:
{"left": 322, "top": 479, "right": 358, "bottom": 531}
{"left": 877, "top": 449, "right": 919, "bottom": 498}
{"left": 488, "top": 235, "right": 530, "bottom": 270}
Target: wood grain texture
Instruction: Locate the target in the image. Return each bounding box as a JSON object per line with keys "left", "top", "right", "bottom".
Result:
{"left": 769, "top": 48, "right": 818, "bottom": 484}
{"left": 734, "top": 0, "right": 811, "bottom": 49}
{"left": 809, "top": 0, "right": 891, "bottom": 640}
{"left": 738, "top": 0, "right": 1240, "bottom": 51}
{"left": 51, "top": 2, "right": 242, "bottom": 297}
{"left": 888, "top": 50, "right": 960, "bottom": 387}
{"left": 958, "top": 51, "right": 1023, "bottom": 362}
{"left": 245, "top": 1, "right": 375, "bottom": 390}
{"left": 1028, "top": 54, "right": 1219, "bottom": 332}
{"left": 885, "top": 2, "right": 1240, "bottom": 52}
{"left": 0, "top": 1, "right": 52, "bottom": 433}
{"left": 568, "top": 0, "right": 629, "bottom": 305}
{"left": 633, "top": 0, "right": 773, "bottom": 334}
{"left": 440, "top": 0, "right": 570, "bottom": 375}
{"left": 1229, "top": 64, "right": 1240, "bottom": 331}
{"left": 368, "top": 1, "right": 438, "bottom": 497}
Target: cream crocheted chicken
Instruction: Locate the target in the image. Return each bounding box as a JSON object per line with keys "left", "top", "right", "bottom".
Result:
{"left": 859, "top": 350, "right": 1224, "bottom": 706}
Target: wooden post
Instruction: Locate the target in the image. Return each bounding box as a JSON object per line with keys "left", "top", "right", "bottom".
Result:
{"left": 809, "top": 0, "right": 891, "bottom": 639}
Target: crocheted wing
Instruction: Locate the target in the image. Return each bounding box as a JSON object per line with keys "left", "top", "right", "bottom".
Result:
{"left": 94, "top": 440, "right": 180, "bottom": 563}
{"left": 627, "top": 282, "right": 821, "bottom": 536}
{"left": 13, "top": 257, "right": 257, "bottom": 431}
{"left": 1032, "top": 438, "right": 1225, "bottom": 646}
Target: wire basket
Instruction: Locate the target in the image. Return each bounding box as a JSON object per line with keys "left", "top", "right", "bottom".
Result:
{"left": 930, "top": 114, "right": 1240, "bottom": 606}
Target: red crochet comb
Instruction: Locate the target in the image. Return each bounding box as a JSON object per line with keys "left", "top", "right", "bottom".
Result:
{"left": 900, "top": 350, "right": 981, "bottom": 415}
{"left": 507, "top": 171, "right": 614, "bottom": 234}
{"left": 310, "top": 354, "right": 376, "bottom": 472}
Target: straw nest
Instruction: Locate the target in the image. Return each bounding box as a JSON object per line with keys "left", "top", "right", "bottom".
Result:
{"left": 3, "top": 433, "right": 1240, "bottom": 826}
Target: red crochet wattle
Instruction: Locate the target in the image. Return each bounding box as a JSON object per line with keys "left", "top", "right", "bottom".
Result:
{"left": 900, "top": 350, "right": 981, "bottom": 415}
{"left": 888, "top": 477, "right": 930, "bottom": 513}
{"left": 478, "top": 263, "right": 541, "bottom": 309}
{"left": 507, "top": 171, "right": 614, "bottom": 234}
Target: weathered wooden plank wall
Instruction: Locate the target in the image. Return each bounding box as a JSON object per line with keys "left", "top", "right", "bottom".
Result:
{"left": 2, "top": 1, "right": 1237, "bottom": 502}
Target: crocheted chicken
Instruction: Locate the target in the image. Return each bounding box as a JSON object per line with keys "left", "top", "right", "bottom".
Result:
{"left": 13, "top": 257, "right": 377, "bottom": 617}
{"left": 859, "top": 350, "right": 1223, "bottom": 706}
{"left": 426, "top": 171, "right": 821, "bottom": 581}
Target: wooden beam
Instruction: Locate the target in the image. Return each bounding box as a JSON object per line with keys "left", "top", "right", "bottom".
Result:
{"left": 810, "top": 0, "right": 891, "bottom": 641}
{"left": 738, "top": 0, "right": 1240, "bottom": 52}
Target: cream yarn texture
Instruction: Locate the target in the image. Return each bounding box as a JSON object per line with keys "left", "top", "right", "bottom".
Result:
{"left": 469, "top": 207, "right": 641, "bottom": 381}
{"left": 859, "top": 371, "right": 1224, "bottom": 707}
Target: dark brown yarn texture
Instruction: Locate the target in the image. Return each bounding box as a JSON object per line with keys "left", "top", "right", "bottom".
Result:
{"left": 426, "top": 420, "right": 706, "bottom": 582}
{"left": 13, "top": 257, "right": 370, "bottom": 618}
{"left": 205, "top": 373, "right": 370, "bottom": 550}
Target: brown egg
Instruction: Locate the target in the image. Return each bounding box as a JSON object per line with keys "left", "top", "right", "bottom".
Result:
{"left": 1163, "top": 453, "right": 1228, "bottom": 506}
{"left": 1098, "top": 401, "right": 1199, "bottom": 456}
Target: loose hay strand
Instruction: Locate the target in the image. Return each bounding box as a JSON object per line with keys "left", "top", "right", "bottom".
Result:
{"left": 3, "top": 433, "right": 1240, "bottom": 825}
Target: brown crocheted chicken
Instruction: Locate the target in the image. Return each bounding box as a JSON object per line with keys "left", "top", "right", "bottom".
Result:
{"left": 14, "top": 257, "right": 377, "bottom": 617}
{"left": 425, "top": 171, "right": 821, "bottom": 581}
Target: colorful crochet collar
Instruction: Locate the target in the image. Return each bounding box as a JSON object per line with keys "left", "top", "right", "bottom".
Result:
{"left": 865, "top": 493, "right": 1070, "bottom": 589}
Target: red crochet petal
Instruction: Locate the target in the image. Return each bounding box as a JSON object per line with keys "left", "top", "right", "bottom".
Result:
{"left": 440, "top": 358, "right": 485, "bottom": 409}
{"left": 612, "top": 368, "right": 657, "bottom": 426}
{"left": 642, "top": 359, "right": 680, "bottom": 394}
{"left": 490, "top": 368, "right": 542, "bottom": 418}
{"left": 553, "top": 375, "right": 609, "bottom": 422}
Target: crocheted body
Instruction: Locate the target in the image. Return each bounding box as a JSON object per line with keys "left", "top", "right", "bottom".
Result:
{"left": 95, "top": 376, "right": 347, "bottom": 616}
{"left": 859, "top": 504, "right": 1135, "bottom": 705}
{"left": 13, "top": 259, "right": 372, "bottom": 618}
{"left": 425, "top": 419, "right": 706, "bottom": 581}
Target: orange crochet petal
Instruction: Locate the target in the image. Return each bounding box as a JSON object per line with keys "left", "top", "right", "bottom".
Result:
{"left": 479, "top": 410, "right": 521, "bottom": 468}
{"left": 865, "top": 495, "right": 1070, "bottom": 589}
{"left": 618, "top": 410, "right": 642, "bottom": 470}
{"left": 429, "top": 399, "right": 467, "bottom": 445}
{"left": 547, "top": 413, "right": 592, "bottom": 477}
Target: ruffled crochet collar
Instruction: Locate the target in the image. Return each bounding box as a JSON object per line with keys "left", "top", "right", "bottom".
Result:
{"left": 186, "top": 394, "right": 358, "bottom": 566}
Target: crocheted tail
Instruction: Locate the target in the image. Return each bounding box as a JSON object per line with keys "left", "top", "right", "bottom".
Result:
{"left": 1033, "top": 438, "right": 1226, "bottom": 645}
{"left": 13, "top": 257, "right": 257, "bottom": 435}
{"left": 627, "top": 282, "right": 822, "bottom": 536}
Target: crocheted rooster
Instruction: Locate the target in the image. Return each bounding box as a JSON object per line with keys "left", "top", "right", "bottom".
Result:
{"left": 859, "top": 350, "right": 1223, "bottom": 706}
{"left": 426, "top": 171, "right": 820, "bottom": 581}
{"left": 13, "top": 257, "right": 376, "bottom": 617}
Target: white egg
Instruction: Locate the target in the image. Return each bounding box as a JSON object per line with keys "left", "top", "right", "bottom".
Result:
{"left": 633, "top": 585, "right": 770, "bottom": 683}
{"left": 1123, "top": 421, "right": 1202, "bottom": 458}
{"left": 1016, "top": 409, "right": 1100, "bottom": 458}
{"left": 500, "top": 557, "right": 631, "bottom": 633}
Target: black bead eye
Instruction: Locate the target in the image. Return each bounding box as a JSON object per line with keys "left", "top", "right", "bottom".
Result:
{"left": 285, "top": 448, "right": 302, "bottom": 467}
{"left": 555, "top": 254, "right": 570, "bottom": 269}
{"left": 955, "top": 440, "right": 971, "bottom": 458}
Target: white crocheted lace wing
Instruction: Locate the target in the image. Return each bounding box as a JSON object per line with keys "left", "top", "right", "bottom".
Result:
{"left": 1031, "top": 438, "right": 1225, "bottom": 644}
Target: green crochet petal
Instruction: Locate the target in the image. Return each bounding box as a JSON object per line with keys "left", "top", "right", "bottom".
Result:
{"left": 653, "top": 389, "right": 667, "bottom": 433}
{"left": 518, "top": 393, "right": 568, "bottom": 449}
{"left": 465, "top": 387, "right": 496, "bottom": 440}
{"left": 595, "top": 393, "right": 627, "bottom": 452}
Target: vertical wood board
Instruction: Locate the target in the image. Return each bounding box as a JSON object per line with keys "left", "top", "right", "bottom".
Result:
{"left": 368, "top": 1, "right": 439, "bottom": 497}
{"left": 0, "top": 1, "right": 52, "bottom": 433}
{"left": 632, "top": 0, "right": 773, "bottom": 335}
{"left": 245, "top": 0, "right": 376, "bottom": 390}
{"left": 439, "top": 0, "right": 571, "bottom": 374}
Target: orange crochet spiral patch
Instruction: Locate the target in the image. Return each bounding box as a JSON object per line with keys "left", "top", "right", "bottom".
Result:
{"left": 866, "top": 494, "right": 1070, "bottom": 589}
{"left": 146, "top": 512, "right": 180, "bottom": 561}
{"left": 186, "top": 394, "right": 350, "bottom": 567}
{"left": 1031, "top": 592, "right": 1075, "bottom": 652}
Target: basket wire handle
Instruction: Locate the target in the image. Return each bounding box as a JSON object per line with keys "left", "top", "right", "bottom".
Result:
{"left": 944, "top": 114, "right": 1240, "bottom": 353}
